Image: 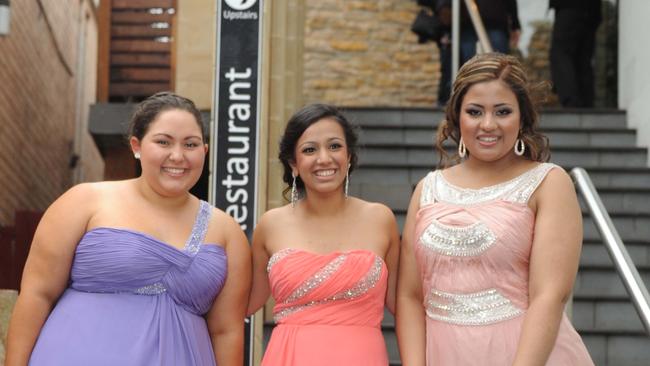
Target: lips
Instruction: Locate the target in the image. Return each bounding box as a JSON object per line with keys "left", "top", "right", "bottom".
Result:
{"left": 162, "top": 167, "right": 187, "bottom": 175}
{"left": 477, "top": 135, "right": 499, "bottom": 142}
{"left": 314, "top": 169, "right": 336, "bottom": 177}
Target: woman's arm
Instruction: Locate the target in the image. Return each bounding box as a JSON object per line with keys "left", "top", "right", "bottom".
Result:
{"left": 246, "top": 213, "right": 271, "bottom": 316}
{"left": 206, "top": 213, "right": 252, "bottom": 366}
{"left": 396, "top": 181, "right": 426, "bottom": 366}
{"left": 5, "top": 184, "right": 95, "bottom": 366}
{"left": 377, "top": 204, "right": 400, "bottom": 314}
{"left": 512, "top": 169, "right": 583, "bottom": 366}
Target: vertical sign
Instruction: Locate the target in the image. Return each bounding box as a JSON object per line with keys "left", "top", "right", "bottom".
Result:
{"left": 210, "top": 0, "right": 262, "bottom": 364}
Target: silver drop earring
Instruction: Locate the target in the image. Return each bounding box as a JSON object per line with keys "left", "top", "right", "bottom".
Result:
{"left": 514, "top": 138, "right": 525, "bottom": 156}
{"left": 458, "top": 138, "right": 466, "bottom": 158}
{"left": 345, "top": 163, "right": 351, "bottom": 199}
{"left": 291, "top": 173, "right": 298, "bottom": 208}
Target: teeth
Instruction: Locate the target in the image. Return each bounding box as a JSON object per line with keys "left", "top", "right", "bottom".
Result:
{"left": 315, "top": 169, "right": 335, "bottom": 177}
{"left": 478, "top": 136, "right": 498, "bottom": 142}
{"left": 163, "top": 168, "right": 185, "bottom": 174}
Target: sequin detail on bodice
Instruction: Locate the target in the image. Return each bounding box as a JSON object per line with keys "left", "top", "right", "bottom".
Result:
{"left": 133, "top": 200, "right": 212, "bottom": 294}
{"left": 268, "top": 249, "right": 385, "bottom": 322}
{"left": 416, "top": 163, "right": 557, "bottom": 326}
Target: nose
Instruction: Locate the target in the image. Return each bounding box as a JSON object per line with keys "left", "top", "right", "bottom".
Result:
{"left": 168, "top": 144, "right": 185, "bottom": 162}
{"left": 316, "top": 148, "right": 332, "bottom": 164}
{"left": 480, "top": 113, "right": 497, "bottom": 131}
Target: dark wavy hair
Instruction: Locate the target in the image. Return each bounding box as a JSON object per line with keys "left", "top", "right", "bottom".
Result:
{"left": 278, "top": 103, "right": 359, "bottom": 201}
{"left": 436, "top": 52, "right": 550, "bottom": 167}
{"left": 127, "top": 91, "right": 206, "bottom": 142}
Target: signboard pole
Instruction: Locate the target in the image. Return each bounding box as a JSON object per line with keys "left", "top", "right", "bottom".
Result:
{"left": 210, "top": 0, "right": 263, "bottom": 364}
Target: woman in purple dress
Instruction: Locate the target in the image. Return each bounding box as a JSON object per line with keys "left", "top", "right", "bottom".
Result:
{"left": 5, "top": 92, "right": 251, "bottom": 366}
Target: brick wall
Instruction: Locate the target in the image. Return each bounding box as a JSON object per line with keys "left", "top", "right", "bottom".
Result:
{"left": 0, "top": 0, "right": 103, "bottom": 225}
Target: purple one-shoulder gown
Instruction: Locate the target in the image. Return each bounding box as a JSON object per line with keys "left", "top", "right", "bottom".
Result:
{"left": 29, "top": 200, "right": 227, "bottom": 366}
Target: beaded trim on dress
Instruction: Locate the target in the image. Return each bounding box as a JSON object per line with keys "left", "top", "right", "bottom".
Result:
{"left": 420, "top": 163, "right": 557, "bottom": 206}
{"left": 425, "top": 288, "right": 524, "bottom": 326}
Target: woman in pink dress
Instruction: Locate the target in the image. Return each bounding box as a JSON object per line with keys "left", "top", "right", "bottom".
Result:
{"left": 397, "top": 53, "right": 594, "bottom": 365}
{"left": 247, "top": 104, "right": 400, "bottom": 365}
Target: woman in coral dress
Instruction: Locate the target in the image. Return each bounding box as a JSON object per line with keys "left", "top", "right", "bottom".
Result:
{"left": 247, "top": 104, "right": 400, "bottom": 365}
{"left": 5, "top": 92, "right": 251, "bottom": 366}
{"left": 397, "top": 53, "right": 594, "bottom": 365}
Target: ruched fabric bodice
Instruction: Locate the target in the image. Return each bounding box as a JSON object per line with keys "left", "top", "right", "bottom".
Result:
{"left": 262, "top": 249, "right": 389, "bottom": 365}
{"left": 414, "top": 163, "right": 594, "bottom": 365}
{"left": 30, "top": 200, "right": 228, "bottom": 366}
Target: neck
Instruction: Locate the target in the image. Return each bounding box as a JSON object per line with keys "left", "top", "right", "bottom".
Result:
{"left": 301, "top": 188, "right": 348, "bottom": 217}
{"left": 133, "top": 177, "right": 192, "bottom": 209}
{"left": 462, "top": 153, "right": 524, "bottom": 176}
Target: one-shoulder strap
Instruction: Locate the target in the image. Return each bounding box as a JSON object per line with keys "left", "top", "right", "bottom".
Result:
{"left": 502, "top": 163, "right": 559, "bottom": 204}
{"left": 420, "top": 171, "right": 437, "bottom": 206}
{"left": 185, "top": 200, "right": 213, "bottom": 254}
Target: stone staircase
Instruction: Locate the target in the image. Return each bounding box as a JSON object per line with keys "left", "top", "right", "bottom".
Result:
{"left": 345, "top": 107, "right": 650, "bottom": 366}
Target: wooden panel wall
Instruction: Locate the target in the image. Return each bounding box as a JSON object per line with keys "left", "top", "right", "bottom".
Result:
{"left": 108, "top": 0, "right": 176, "bottom": 100}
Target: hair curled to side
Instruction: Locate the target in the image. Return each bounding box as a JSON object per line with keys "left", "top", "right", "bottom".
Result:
{"left": 127, "top": 91, "right": 206, "bottom": 142}
{"left": 278, "top": 103, "right": 359, "bottom": 202}
{"left": 436, "top": 52, "right": 550, "bottom": 167}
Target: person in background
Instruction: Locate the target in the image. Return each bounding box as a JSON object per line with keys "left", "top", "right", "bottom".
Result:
{"left": 247, "top": 103, "right": 399, "bottom": 366}
{"left": 459, "top": 0, "right": 521, "bottom": 64}
{"left": 550, "top": 0, "right": 602, "bottom": 108}
{"left": 397, "top": 53, "right": 594, "bottom": 365}
{"left": 5, "top": 92, "right": 251, "bottom": 366}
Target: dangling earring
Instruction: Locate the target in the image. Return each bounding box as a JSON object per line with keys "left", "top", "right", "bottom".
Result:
{"left": 134, "top": 152, "right": 141, "bottom": 160}
{"left": 345, "top": 163, "right": 351, "bottom": 199}
{"left": 514, "top": 138, "right": 525, "bottom": 156}
{"left": 458, "top": 138, "right": 466, "bottom": 158}
{"left": 291, "top": 173, "right": 298, "bottom": 208}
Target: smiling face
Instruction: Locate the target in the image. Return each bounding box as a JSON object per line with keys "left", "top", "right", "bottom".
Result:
{"left": 291, "top": 118, "right": 350, "bottom": 196}
{"left": 130, "top": 108, "right": 208, "bottom": 197}
{"left": 459, "top": 79, "right": 521, "bottom": 164}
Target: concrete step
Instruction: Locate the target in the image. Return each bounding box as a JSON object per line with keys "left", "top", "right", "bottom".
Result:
{"left": 359, "top": 125, "right": 637, "bottom": 148}
{"left": 345, "top": 108, "right": 627, "bottom": 129}
{"left": 359, "top": 145, "right": 648, "bottom": 168}
{"left": 582, "top": 334, "right": 650, "bottom": 366}
{"left": 581, "top": 240, "right": 650, "bottom": 269}
{"left": 574, "top": 268, "right": 650, "bottom": 300}
{"left": 354, "top": 166, "right": 650, "bottom": 189}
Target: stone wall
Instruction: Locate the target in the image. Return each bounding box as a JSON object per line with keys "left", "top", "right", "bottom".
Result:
{"left": 303, "top": 0, "right": 439, "bottom": 107}
{"left": 302, "top": 0, "right": 617, "bottom": 109}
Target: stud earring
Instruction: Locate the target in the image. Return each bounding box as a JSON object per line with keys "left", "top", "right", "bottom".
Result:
{"left": 514, "top": 138, "right": 525, "bottom": 156}
{"left": 458, "top": 139, "right": 466, "bottom": 158}
{"left": 291, "top": 173, "right": 298, "bottom": 208}
{"left": 134, "top": 152, "right": 141, "bottom": 160}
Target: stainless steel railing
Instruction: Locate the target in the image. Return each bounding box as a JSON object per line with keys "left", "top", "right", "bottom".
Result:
{"left": 571, "top": 167, "right": 650, "bottom": 335}
{"left": 451, "top": 0, "right": 493, "bottom": 82}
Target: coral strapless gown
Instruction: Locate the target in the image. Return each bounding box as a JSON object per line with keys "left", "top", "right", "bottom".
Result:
{"left": 414, "top": 163, "right": 594, "bottom": 365}
{"left": 262, "top": 248, "right": 389, "bottom": 365}
{"left": 29, "top": 200, "right": 227, "bottom": 366}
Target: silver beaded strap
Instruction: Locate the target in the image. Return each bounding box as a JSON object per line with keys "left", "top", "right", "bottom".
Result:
{"left": 185, "top": 200, "right": 213, "bottom": 254}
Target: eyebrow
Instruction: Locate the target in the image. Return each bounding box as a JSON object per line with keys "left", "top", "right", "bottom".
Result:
{"left": 465, "top": 103, "right": 513, "bottom": 108}
{"left": 151, "top": 133, "right": 202, "bottom": 140}
{"left": 297, "top": 137, "right": 344, "bottom": 147}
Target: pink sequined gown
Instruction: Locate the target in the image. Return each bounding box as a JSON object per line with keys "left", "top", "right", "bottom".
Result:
{"left": 414, "top": 163, "right": 594, "bottom": 365}
{"left": 261, "top": 249, "right": 389, "bottom": 366}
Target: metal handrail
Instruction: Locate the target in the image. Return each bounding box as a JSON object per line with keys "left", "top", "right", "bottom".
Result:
{"left": 451, "top": 0, "right": 493, "bottom": 82}
{"left": 571, "top": 167, "right": 650, "bottom": 335}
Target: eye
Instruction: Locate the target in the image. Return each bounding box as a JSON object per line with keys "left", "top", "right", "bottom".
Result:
{"left": 185, "top": 142, "right": 200, "bottom": 148}
{"left": 301, "top": 146, "right": 316, "bottom": 154}
{"left": 465, "top": 108, "right": 482, "bottom": 117}
{"left": 496, "top": 108, "right": 513, "bottom": 116}
{"left": 329, "top": 142, "right": 343, "bottom": 150}
{"left": 155, "top": 139, "right": 170, "bottom": 146}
